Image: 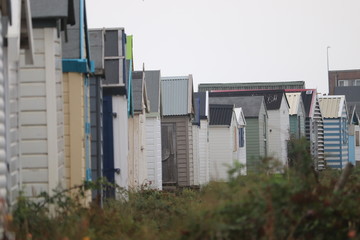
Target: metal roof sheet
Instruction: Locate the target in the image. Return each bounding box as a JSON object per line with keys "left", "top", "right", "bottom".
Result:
{"left": 198, "top": 81, "right": 305, "bottom": 92}
{"left": 144, "top": 70, "right": 161, "bottom": 114}
{"left": 209, "top": 104, "right": 234, "bottom": 126}
{"left": 209, "top": 90, "right": 286, "bottom": 110}
{"left": 318, "top": 95, "right": 346, "bottom": 118}
{"left": 286, "top": 92, "right": 302, "bottom": 115}
{"left": 209, "top": 95, "right": 265, "bottom": 118}
{"left": 161, "top": 76, "right": 193, "bottom": 116}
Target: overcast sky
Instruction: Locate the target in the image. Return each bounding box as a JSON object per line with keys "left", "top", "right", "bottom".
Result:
{"left": 87, "top": 0, "right": 360, "bottom": 94}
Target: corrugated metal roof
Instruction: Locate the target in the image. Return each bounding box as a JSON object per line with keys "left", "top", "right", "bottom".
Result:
{"left": 198, "top": 81, "right": 305, "bottom": 92}
{"left": 209, "top": 90, "right": 286, "bottom": 110}
{"left": 161, "top": 76, "right": 193, "bottom": 116}
{"left": 209, "top": 104, "right": 233, "bottom": 126}
{"left": 209, "top": 95, "right": 265, "bottom": 118}
{"left": 144, "top": 70, "right": 161, "bottom": 114}
{"left": 286, "top": 92, "right": 301, "bottom": 115}
{"left": 318, "top": 95, "right": 346, "bottom": 118}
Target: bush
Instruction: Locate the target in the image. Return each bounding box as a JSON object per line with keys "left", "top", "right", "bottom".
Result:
{"left": 7, "top": 139, "right": 360, "bottom": 239}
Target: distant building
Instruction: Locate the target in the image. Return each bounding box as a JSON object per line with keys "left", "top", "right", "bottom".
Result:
{"left": 198, "top": 81, "right": 305, "bottom": 92}
{"left": 329, "top": 69, "right": 360, "bottom": 116}
{"left": 328, "top": 69, "right": 360, "bottom": 95}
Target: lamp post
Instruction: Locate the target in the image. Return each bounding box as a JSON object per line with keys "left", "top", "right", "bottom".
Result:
{"left": 326, "top": 46, "right": 331, "bottom": 72}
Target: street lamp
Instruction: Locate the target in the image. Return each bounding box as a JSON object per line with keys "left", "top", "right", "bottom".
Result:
{"left": 326, "top": 46, "right": 331, "bottom": 71}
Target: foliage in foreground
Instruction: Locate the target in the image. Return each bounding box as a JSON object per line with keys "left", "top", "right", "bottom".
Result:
{"left": 8, "top": 139, "right": 360, "bottom": 239}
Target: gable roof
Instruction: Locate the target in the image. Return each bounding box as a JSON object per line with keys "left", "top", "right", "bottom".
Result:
{"left": 286, "top": 89, "right": 318, "bottom": 118}
{"left": 209, "top": 104, "right": 234, "bottom": 126}
{"left": 209, "top": 95, "right": 265, "bottom": 118}
{"left": 209, "top": 89, "right": 287, "bottom": 110}
{"left": 161, "top": 75, "right": 194, "bottom": 116}
{"left": 286, "top": 92, "right": 303, "bottom": 115}
{"left": 318, "top": 95, "right": 347, "bottom": 118}
{"left": 144, "top": 70, "right": 161, "bottom": 114}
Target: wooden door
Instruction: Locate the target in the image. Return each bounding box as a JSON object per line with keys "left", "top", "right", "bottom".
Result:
{"left": 161, "top": 123, "right": 177, "bottom": 184}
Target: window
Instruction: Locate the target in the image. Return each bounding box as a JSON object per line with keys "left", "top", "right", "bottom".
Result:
{"left": 355, "top": 79, "right": 360, "bottom": 86}
{"left": 239, "top": 128, "right": 245, "bottom": 148}
{"left": 338, "top": 80, "right": 349, "bottom": 87}
{"left": 356, "top": 131, "right": 360, "bottom": 146}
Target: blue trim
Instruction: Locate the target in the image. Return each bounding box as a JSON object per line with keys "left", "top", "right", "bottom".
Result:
{"left": 324, "top": 133, "right": 341, "bottom": 136}
{"left": 327, "top": 164, "right": 342, "bottom": 168}
{"left": 324, "top": 143, "right": 341, "bottom": 147}
{"left": 80, "top": 0, "right": 84, "bottom": 59}
{"left": 324, "top": 122, "right": 341, "bottom": 125}
{"left": 326, "top": 160, "right": 341, "bottom": 163}
{"left": 325, "top": 149, "right": 341, "bottom": 153}
{"left": 62, "top": 59, "right": 95, "bottom": 73}
{"left": 127, "top": 59, "right": 134, "bottom": 117}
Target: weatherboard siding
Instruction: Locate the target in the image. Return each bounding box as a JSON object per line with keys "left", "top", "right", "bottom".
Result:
{"left": 245, "top": 118, "right": 260, "bottom": 170}
{"left": 63, "top": 72, "right": 86, "bottom": 188}
{"left": 0, "top": 18, "right": 7, "bottom": 201}
{"left": 209, "top": 127, "right": 232, "bottom": 181}
{"left": 5, "top": 32, "right": 22, "bottom": 205}
{"left": 128, "top": 113, "right": 147, "bottom": 188}
{"left": 145, "top": 117, "right": 162, "bottom": 189}
{"left": 199, "top": 120, "right": 210, "bottom": 184}
{"left": 19, "top": 28, "right": 65, "bottom": 196}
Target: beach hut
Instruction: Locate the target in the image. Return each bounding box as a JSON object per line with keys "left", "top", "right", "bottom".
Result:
{"left": 128, "top": 71, "right": 150, "bottom": 188}
{"left": 19, "top": 0, "right": 75, "bottom": 197}
{"left": 193, "top": 92, "right": 210, "bottom": 185}
{"left": 161, "top": 75, "right": 194, "bottom": 188}
{"left": 319, "top": 95, "right": 349, "bottom": 169}
{"left": 209, "top": 95, "right": 267, "bottom": 172}
{"left": 286, "top": 89, "right": 325, "bottom": 170}
{"left": 62, "top": 0, "right": 94, "bottom": 189}
{"left": 4, "top": 0, "right": 34, "bottom": 206}
{"left": 208, "top": 104, "right": 241, "bottom": 181}
{"left": 285, "top": 92, "right": 306, "bottom": 139}
{"left": 89, "top": 29, "right": 104, "bottom": 200}
{"left": 102, "top": 28, "right": 130, "bottom": 194}
{"left": 144, "top": 70, "right": 163, "bottom": 189}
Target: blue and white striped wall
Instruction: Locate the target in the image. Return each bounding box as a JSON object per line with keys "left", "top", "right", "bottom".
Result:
{"left": 323, "top": 117, "right": 348, "bottom": 169}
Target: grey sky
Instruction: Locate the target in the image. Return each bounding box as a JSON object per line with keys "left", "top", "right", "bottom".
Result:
{"left": 87, "top": 0, "right": 360, "bottom": 93}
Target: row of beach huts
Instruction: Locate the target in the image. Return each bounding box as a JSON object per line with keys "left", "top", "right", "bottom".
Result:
{"left": 0, "top": 0, "right": 358, "bottom": 214}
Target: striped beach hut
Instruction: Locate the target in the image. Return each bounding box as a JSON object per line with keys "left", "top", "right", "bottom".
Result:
{"left": 318, "top": 95, "right": 349, "bottom": 169}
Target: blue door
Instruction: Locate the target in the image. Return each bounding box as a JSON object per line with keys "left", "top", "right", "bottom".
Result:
{"left": 103, "top": 95, "right": 115, "bottom": 197}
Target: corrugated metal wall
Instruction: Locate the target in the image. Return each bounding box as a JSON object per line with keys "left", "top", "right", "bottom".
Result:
{"left": 161, "top": 78, "right": 189, "bottom": 116}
